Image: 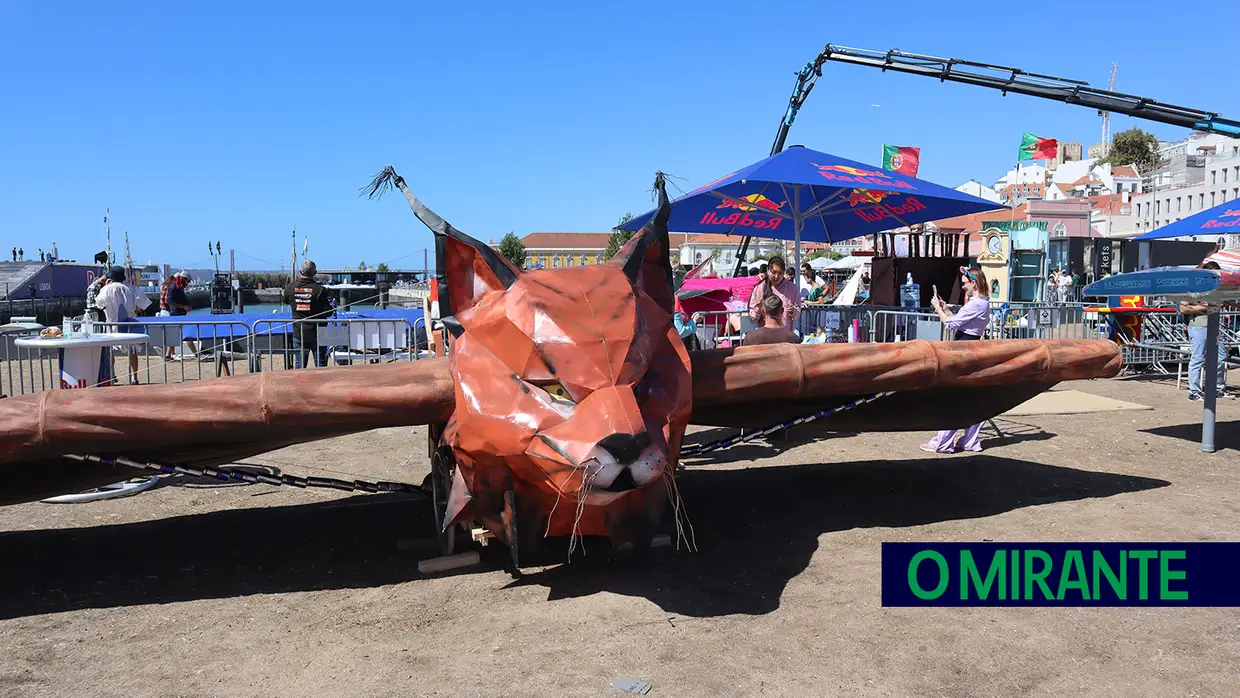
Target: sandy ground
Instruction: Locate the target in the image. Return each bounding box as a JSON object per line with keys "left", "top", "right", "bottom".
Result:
{"left": 1, "top": 373, "right": 1238, "bottom": 697}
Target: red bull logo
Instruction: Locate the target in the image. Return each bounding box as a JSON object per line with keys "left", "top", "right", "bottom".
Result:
{"left": 814, "top": 162, "right": 916, "bottom": 190}
{"left": 716, "top": 193, "right": 786, "bottom": 212}
{"left": 852, "top": 196, "right": 928, "bottom": 224}
{"left": 845, "top": 189, "right": 892, "bottom": 207}
{"left": 1223, "top": 209, "right": 1240, "bottom": 218}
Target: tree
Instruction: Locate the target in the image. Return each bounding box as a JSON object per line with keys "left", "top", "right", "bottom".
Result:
{"left": 1102, "top": 127, "right": 1160, "bottom": 173}
{"left": 375, "top": 262, "right": 390, "bottom": 273}
{"left": 358, "top": 261, "right": 367, "bottom": 271}
{"left": 498, "top": 232, "right": 526, "bottom": 269}
{"left": 602, "top": 212, "right": 636, "bottom": 261}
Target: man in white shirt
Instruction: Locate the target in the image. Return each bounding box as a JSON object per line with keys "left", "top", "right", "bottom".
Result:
{"left": 95, "top": 265, "right": 151, "bottom": 384}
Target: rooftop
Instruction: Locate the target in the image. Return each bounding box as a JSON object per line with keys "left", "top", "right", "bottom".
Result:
{"left": 932, "top": 204, "right": 1027, "bottom": 233}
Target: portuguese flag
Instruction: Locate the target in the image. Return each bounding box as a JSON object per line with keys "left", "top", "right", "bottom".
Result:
{"left": 1019, "top": 133, "right": 1058, "bottom": 161}
{"left": 882, "top": 145, "right": 920, "bottom": 176}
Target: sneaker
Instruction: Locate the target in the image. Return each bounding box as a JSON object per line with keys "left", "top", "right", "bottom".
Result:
{"left": 1189, "top": 393, "right": 1203, "bottom": 402}
{"left": 919, "top": 443, "right": 952, "bottom": 454}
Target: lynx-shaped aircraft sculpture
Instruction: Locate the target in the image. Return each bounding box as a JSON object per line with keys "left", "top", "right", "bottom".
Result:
{"left": 0, "top": 169, "right": 1123, "bottom": 569}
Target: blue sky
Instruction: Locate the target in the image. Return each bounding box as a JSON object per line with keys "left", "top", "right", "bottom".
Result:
{"left": 2, "top": 1, "right": 1236, "bottom": 271}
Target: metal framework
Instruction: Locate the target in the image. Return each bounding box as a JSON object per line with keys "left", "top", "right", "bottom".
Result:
{"left": 730, "top": 43, "right": 1240, "bottom": 277}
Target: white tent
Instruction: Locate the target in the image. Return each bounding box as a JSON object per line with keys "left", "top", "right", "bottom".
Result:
{"left": 827, "top": 255, "right": 867, "bottom": 270}
{"left": 807, "top": 257, "right": 834, "bottom": 271}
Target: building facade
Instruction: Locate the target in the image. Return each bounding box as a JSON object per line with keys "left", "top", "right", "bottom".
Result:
{"left": 519, "top": 232, "right": 612, "bottom": 269}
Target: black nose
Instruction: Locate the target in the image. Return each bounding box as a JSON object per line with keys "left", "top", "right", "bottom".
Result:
{"left": 597, "top": 432, "right": 651, "bottom": 465}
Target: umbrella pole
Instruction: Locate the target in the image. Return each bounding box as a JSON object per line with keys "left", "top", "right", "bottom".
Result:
{"left": 794, "top": 187, "right": 802, "bottom": 316}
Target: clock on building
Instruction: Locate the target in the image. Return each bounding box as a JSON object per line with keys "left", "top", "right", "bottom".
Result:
{"left": 987, "top": 234, "right": 1002, "bottom": 254}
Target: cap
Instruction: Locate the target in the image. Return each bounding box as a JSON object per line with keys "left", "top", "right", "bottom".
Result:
{"left": 174, "top": 270, "right": 189, "bottom": 279}
{"left": 107, "top": 265, "right": 126, "bottom": 282}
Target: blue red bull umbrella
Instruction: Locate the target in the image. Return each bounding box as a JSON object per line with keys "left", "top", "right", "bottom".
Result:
{"left": 1134, "top": 198, "right": 1240, "bottom": 241}
{"left": 619, "top": 145, "right": 1005, "bottom": 245}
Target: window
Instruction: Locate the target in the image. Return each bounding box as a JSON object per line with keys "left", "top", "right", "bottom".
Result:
{"left": 1235, "top": 166, "right": 1240, "bottom": 180}
{"left": 1176, "top": 197, "right": 1181, "bottom": 212}
{"left": 1200, "top": 194, "right": 1205, "bottom": 209}
{"left": 1212, "top": 192, "right": 1217, "bottom": 207}
{"left": 1187, "top": 197, "right": 1192, "bottom": 212}
{"left": 1225, "top": 169, "right": 1230, "bottom": 184}
{"left": 695, "top": 252, "right": 702, "bottom": 263}
{"left": 1155, "top": 201, "right": 1161, "bottom": 215}
{"left": 1212, "top": 170, "right": 1217, "bottom": 185}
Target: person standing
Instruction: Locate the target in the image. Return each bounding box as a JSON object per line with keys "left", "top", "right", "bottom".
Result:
{"left": 17, "top": 247, "right": 23, "bottom": 261}
{"left": 10, "top": 247, "right": 15, "bottom": 262}
{"left": 161, "top": 272, "right": 197, "bottom": 360}
{"left": 920, "top": 266, "right": 993, "bottom": 453}
{"left": 95, "top": 265, "right": 143, "bottom": 385}
{"left": 1182, "top": 261, "right": 1227, "bottom": 401}
{"left": 747, "top": 255, "right": 799, "bottom": 333}
{"left": 283, "top": 260, "right": 333, "bottom": 368}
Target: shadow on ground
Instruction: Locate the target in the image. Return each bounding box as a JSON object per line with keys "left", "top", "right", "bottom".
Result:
{"left": 0, "top": 457, "right": 1167, "bottom": 620}
{"left": 1141, "top": 420, "right": 1237, "bottom": 452}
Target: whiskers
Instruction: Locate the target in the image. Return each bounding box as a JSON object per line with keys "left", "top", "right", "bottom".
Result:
{"left": 662, "top": 465, "right": 697, "bottom": 553}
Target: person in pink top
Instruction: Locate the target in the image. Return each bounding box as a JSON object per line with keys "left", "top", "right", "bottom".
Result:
{"left": 748, "top": 255, "right": 799, "bottom": 333}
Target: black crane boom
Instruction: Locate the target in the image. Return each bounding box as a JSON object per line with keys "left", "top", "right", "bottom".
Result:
{"left": 730, "top": 43, "right": 1240, "bottom": 278}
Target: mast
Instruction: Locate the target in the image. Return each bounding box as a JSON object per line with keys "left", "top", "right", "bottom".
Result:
{"left": 291, "top": 225, "right": 297, "bottom": 285}
{"left": 124, "top": 231, "right": 134, "bottom": 284}
{"left": 105, "top": 208, "right": 112, "bottom": 266}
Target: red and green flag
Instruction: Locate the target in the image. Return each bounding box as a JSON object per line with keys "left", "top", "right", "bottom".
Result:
{"left": 882, "top": 145, "right": 920, "bottom": 176}
{"left": 1019, "top": 133, "right": 1058, "bottom": 161}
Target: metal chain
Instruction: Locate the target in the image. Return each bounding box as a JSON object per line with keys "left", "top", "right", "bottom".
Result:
{"left": 680, "top": 392, "right": 892, "bottom": 456}
{"left": 63, "top": 453, "right": 427, "bottom": 496}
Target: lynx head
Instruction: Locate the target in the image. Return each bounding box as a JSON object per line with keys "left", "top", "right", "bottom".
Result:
{"left": 435, "top": 178, "right": 691, "bottom": 517}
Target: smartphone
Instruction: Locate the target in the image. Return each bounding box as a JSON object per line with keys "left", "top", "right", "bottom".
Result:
{"left": 932, "top": 284, "right": 940, "bottom": 300}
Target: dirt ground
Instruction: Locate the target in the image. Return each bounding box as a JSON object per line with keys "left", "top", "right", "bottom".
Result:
{"left": 1, "top": 373, "right": 1238, "bottom": 697}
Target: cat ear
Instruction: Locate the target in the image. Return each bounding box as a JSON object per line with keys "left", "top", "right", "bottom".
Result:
{"left": 435, "top": 227, "right": 520, "bottom": 326}
{"left": 612, "top": 173, "right": 674, "bottom": 312}
{"left": 363, "top": 167, "right": 520, "bottom": 330}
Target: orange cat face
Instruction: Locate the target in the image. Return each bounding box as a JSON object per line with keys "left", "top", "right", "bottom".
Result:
{"left": 434, "top": 186, "right": 692, "bottom": 548}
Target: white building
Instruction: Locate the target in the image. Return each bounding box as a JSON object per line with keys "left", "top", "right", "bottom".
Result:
{"left": 955, "top": 180, "right": 1002, "bottom": 203}
{"left": 994, "top": 164, "right": 1048, "bottom": 190}
{"left": 1131, "top": 151, "right": 1240, "bottom": 237}
{"left": 676, "top": 234, "right": 781, "bottom": 272}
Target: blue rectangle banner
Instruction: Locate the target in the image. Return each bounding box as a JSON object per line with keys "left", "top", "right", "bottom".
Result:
{"left": 882, "top": 543, "right": 1240, "bottom": 606}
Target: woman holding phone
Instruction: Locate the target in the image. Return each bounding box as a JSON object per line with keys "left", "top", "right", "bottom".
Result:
{"left": 920, "top": 266, "right": 992, "bottom": 453}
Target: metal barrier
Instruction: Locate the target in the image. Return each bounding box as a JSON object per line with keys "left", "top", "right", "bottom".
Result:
{"left": 995, "top": 305, "right": 1104, "bottom": 341}
{"left": 251, "top": 317, "right": 426, "bottom": 372}
{"left": 1, "top": 325, "right": 52, "bottom": 396}
{"left": 690, "top": 310, "right": 751, "bottom": 349}
{"left": 797, "top": 305, "right": 874, "bottom": 343}
{"left": 870, "top": 309, "right": 945, "bottom": 342}
{"left": 103, "top": 319, "right": 255, "bottom": 385}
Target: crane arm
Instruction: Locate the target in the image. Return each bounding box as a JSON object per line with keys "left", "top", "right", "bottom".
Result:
{"left": 731, "top": 44, "right": 1239, "bottom": 277}
{"left": 815, "top": 45, "right": 1239, "bottom": 136}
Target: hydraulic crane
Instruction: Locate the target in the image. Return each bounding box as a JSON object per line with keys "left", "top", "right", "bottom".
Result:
{"left": 731, "top": 44, "right": 1240, "bottom": 277}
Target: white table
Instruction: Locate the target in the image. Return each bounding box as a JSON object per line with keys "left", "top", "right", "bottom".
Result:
{"left": 15, "top": 332, "right": 150, "bottom": 390}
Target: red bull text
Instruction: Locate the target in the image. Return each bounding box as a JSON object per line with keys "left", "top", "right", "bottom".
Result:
{"left": 1203, "top": 209, "right": 1240, "bottom": 229}
{"left": 699, "top": 211, "right": 782, "bottom": 230}
{"left": 852, "top": 197, "right": 927, "bottom": 224}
